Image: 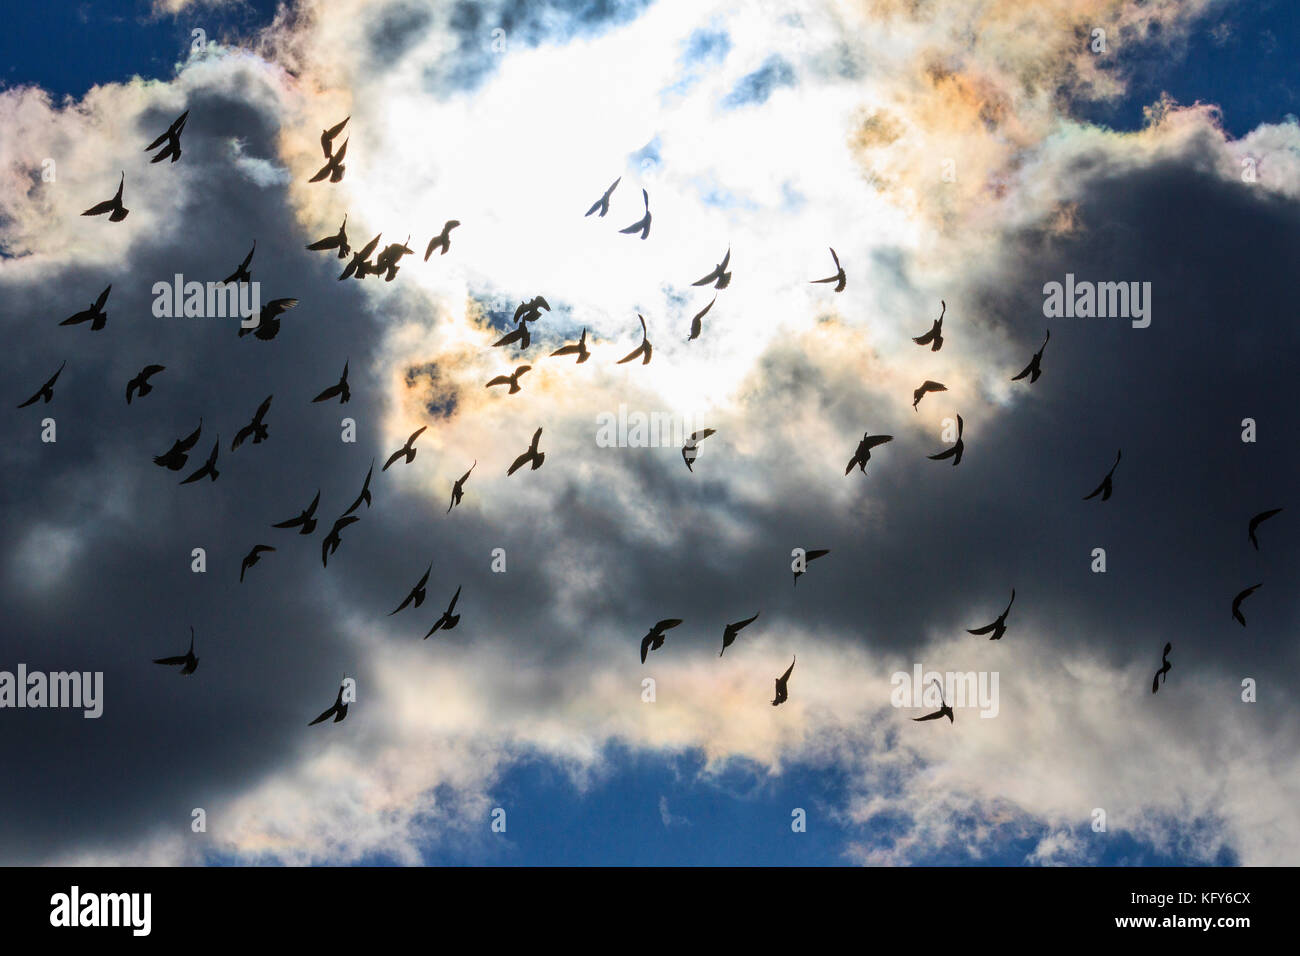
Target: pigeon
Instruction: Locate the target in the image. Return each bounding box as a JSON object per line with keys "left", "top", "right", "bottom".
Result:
{"left": 153, "top": 627, "right": 198, "bottom": 675}
{"left": 967, "top": 589, "right": 1015, "bottom": 641}
{"left": 309, "top": 137, "right": 347, "bottom": 183}
{"left": 144, "top": 110, "right": 188, "bottom": 164}
{"left": 320, "top": 116, "right": 349, "bottom": 157}
{"left": 383, "top": 426, "right": 427, "bottom": 471}
{"left": 447, "top": 461, "right": 476, "bottom": 513}
{"left": 272, "top": 490, "right": 321, "bottom": 535}
{"left": 17, "top": 361, "right": 65, "bottom": 408}
{"left": 231, "top": 395, "right": 273, "bottom": 450}
{"left": 342, "top": 461, "right": 374, "bottom": 516}
{"left": 584, "top": 177, "right": 620, "bottom": 217}
{"left": 1232, "top": 583, "right": 1262, "bottom": 627}
{"left": 125, "top": 364, "right": 165, "bottom": 404}
{"left": 719, "top": 612, "right": 760, "bottom": 657}
{"left": 640, "top": 619, "right": 683, "bottom": 663}
{"left": 619, "top": 188, "right": 651, "bottom": 239}
{"left": 153, "top": 419, "right": 202, "bottom": 471}
{"left": 1083, "top": 450, "right": 1122, "bottom": 501}
{"left": 1247, "top": 508, "right": 1283, "bottom": 550}
{"left": 845, "top": 432, "right": 893, "bottom": 475}
{"left": 340, "top": 233, "right": 382, "bottom": 281}
{"left": 550, "top": 328, "right": 590, "bottom": 363}
{"left": 308, "top": 678, "right": 350, "bottom": 725}
{"left": 312, "top": 361, "right": 351, "bottom": 404}
{"left": 485, "top": 365, "right": 531, "bottom": 394}
{"left": 1151, "top": 643, "right": 1172, "bottom": 694}
{"left": 912, "top": 380, "right": 947, "bottom": 411}
{"left": 912, "top": 301, "right": 945, "bottom": 351}
{"left": 687, "top": 296, "right": 715, "bottom": 342}
{"left": 771, "top": 656, "right": 796, "bottom": 706}
{"left": 321, "top": 514, "right": 360, "bottom": 568}
{"left": 238, "top": 298, "right": 299, "bottom": 341}
{"left": 927, "top": 415, "right": 964, "bottom": 466}
{"left": 59, "top": 285, "right": 111, "bottom": 331}
{"left": 424, "top": 220, "right": 460, "bottom": 259}
{"left": 912, "top": 678, "right": 954, "bottom": 722}
{"left": 507, "top": 427, "right": 545, "bottom": 476}
{"left": 793, "top": 548, "right": 829, "bottom": 586}
{"left": 390, "top": 563, "right": 432, "bottom": 615}
{"left": 81, "top": 172, "right": 128, "bottom": 221}
{"left": 513, "top": 296, "right": 551, "bottom": 324}
{"left": 221, "top": 241, "right": 256, "bottom": 285}
{"left": 810, "top": 247, "right": 846, "bottom": 292}
{"left": 306, "top": 216, "right": 350, "bottom": 259}
{"left": 616, "top": 314, "right": 652, "bottom": 365}
{"left": 239, "top": 545, "right": 275, "bottom": 582}
{"left": 1011, "top": 330, "right": 1050, "bottom": 384}
{"left": 682, "top": 428, "right": 716, "bottom": 472}
{"left": 423, "top": 585, "right": 462, "bottom": 638}
{"left": 691, "top": 248, "right": 731, "bottom": 289}
{"left": 179, "top": 438, "right": 220, "bottom": 484}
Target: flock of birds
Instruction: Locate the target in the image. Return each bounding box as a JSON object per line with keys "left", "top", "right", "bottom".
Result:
{"left": 19, "top": 107, "right": 1287, "bottom": 725}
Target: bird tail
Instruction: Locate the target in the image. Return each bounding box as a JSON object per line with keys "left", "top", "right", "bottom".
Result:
{"left": 532, "top": 453, "right": 544, "bottom": 470}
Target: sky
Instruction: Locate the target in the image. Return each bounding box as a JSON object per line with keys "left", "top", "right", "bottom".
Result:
{"left": 0, "top": 0, "right": 1296, "bottom": 866}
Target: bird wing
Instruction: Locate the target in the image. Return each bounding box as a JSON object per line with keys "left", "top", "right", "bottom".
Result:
{"left": 153, "top": 655, "right": 188, "bottom": 665}
{"left": 863, "top": 435, "right": 893, "bottom": 449}
{"left": 484, "top": 375, "right": 512, "bottom": 388}
{"left": 967, "top": 622, "right": 997, "bottom": 635}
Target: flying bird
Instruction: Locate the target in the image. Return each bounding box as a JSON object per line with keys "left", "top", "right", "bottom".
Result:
{"left": 584, "top": 176, "right": 620, "bottom": 217}
{"left": 59, "top": 285, "right": 111, "bottom": 331}
{"left": 1083, "top": 450, "right": 1122, "bottom": 501}
{"left": 507, "top": 427, "right": 545, "bottom": 476}
{"left": 1011, "top": 330, "right": 1050, "bottom": 383}
{"left": 492, "top": 318, "right": 532, "bottom": 351}
{"left": 687, "top": 296, "right": 715, "bottom": 342}
{"left": 321, "top": 514, "right": 360, "bottom": 568}
{"left": 692, "top": 248, "right": 731, "bottom": 289}
{"left": 1248, "top": 508, "right": 1283, "bottom": 550}
{"left": 371, "top": 236, "right": 414, "bottom": 281}
{"left": 179, "top": 437, "right": 220, "bottom": 484}
{"left": 342, "top": 461, "right": 374, "bottom": 516}
{"left": 845, "top": 432, "right": 893, "bottom": 475}
{"left": 309, "top": 137, "right": 347, "bottom": 183}
{"left": 125, "top": 364, "right": 165, "bottom": 404}
{"left": 967, "top": 589, "right": 1015, "bottom": 641}
{"left": 81, "top": 172, "right": 128, "bottom": 221}
{"left": 239, "top": 545, "right": 275, "bottom": 583}
{"left": 16, "top": 361, "right": 65, "bottom": 408}
{"left": 272, "top": 490, "right": 321, "bottom": 535}
{"left": 912, "top": 380, "right": 947, "bottom": 411}
{"left": 927, "top": 415, "right": 964, "bottom": 466}
{"left": 619, "top": 188, "right": 651, "bottom": 239}
{"left": 719, "top": 612, "right": 760, "bottom": 657}
{"left": 550, "top": 328, "right": 590, "bottom": 363}
{"left": 153, "top": 419, "right": 202, "bottom": 471}
{"left": 144, "top": 109, "right": 189, "bottom": 163}
{"left": 153, "top": 627, "right": 198, "bottom": 675}
{"left": 308, "top": 678, "right": 350, "bottom": 725}
{"left": 1151, "top": 643, "right": 1172, "bottom": 694}
{"left": 340, "top": 233, "right": 381, "bottom": 281}
{"left": 640, "top": 618, "right": 683, "bottom": 663}
{"left": 390, "top": 562, "right": 432, "bottom": 615}
{"left": 312, "top": 361, "right": 351, "bottom": 404}
{"left": 238, "top": 298, "right": 299, "bottom": 341}
{"left": 771, "top": 656, "right": 796, "bottom": 706}
{"left": 513, "top": 296, "right": 550, "bottom": 324}
{"left": 447, "top": 461, "right": 476, "bottom": 513}
{"left": 424, "top": 219, "right": 460, "bottom": 259}
{"left": 793, "top": 548, "right": 829, "bottom": 586}
{"left": 306, "top": 216, "right": 350, "bottom": 259}
{"left": 616, "top": 314, "right": 653, "bottom": 365}
{"left": 810, "top": 247, "right": 846, "bottom": 292}
{"left": 912, "top": 678, "right": 954, "bottom": 723}
{"left": 682, "top": 428, "right": 716, "bottom": 472}
{"left": 320, "top": 116, "right": 349, "bottom": 157}
{"left": 221, "top": 241, "right": 256, "bottom": 284}
{"left": 912, "top": 300, "right": 945, "bottom": 351}
{"left": 424, "top": 585, "right": 462, "bottom": 638}
{"left": 383, "top": 426, "right": 428, "bottom": 471}
{"left": 229, "top": 395, "right": 273, "bottom": 451}
{"left": 1231, "top": 583, "right": 1262, "bottom": 627}
{"left": 485, "top": 365, "right": 531, "bottom": 394}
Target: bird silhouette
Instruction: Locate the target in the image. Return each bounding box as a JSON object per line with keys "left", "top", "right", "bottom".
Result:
{"left": 493, "top": 319, "right": 532, "bottom": 351}
{"left": 447, "top": 461, "right": 476, "bottom": 513}
{"left": 513, "top": 296, "right": 550, "bottom": 324}
{"left": 793, "top": 548, "right": 829, "bottom": 586}
{"left": 312, "top": 361, "right": 351, "bottom": 404}
{"left": 719, "top": 612, "right": 760, "bottom": 656}
{"left": 1011, "top": 330, "right": 1050, "bottom": 383}
{"left": 682, "top": 428, "right": 716, "bottom": 472}
{"left": 221, "top": 241, "right": 256, "bottom": 284}
{"left": 390, "top": 562, "right": 432, "bottom": 615}
{"left": 619, "top": 188, "right": 651, "bottom": 239}
{"left": 238, "top": 298, "right": 299, "bottom": 341}
{"left": 1248, "top": 508, "right": 1283, "bottom": 550}
{"left": 585, "top": 176, "right": 620, "bottom": 217}
{"left": 550, "top": 328, "right": 590, "bottom": 363}
{"left": 153, "top": 626, "right": 198, "bottom": 675}
{"left": 912, "top": 678, "right": 953, "bottom": 722}
{"left": 383, "top": 426, "right": 427, "bottom": 471}
{"left": 144, "top": 110, "right": 188, "bottom": 163}
{"left": 771, "top": 656, "right": 796, "bottom": 706}
{"left": 371, "top": 236, "right": 414, "bottom": 281}
{"left": 507, "top": 427, "right": 545, "bottom": 476}
{"left": 153, "top": 419, "right": 202, "bottom": 470}
{"left": 179, "top": 438, "right": 220, "bottom": 484}
{"left": 1083, "top": 450, "right": 1122, "bottom": 501}
{"left": 309, "top": 137, "right": 347, "bottom": 183}
{"left": 59, "top": 285, "right": 111, "bottom": 331}
{"left": 424, "top": 219, "right": 460, "bottom": 259}
{"left": 322, "top": 514, "right": 360, "bottom": 567}
{"left": 239, "top": 545, "right": 275, "bottom": 582}
{"left": 306, "top": 216, "right": 350, "bottom": 258}
{"left": 308, "top": 677, "right": 350, "bottom": 725}
{"left": 967, "top": 589, "right": 1015, "bottom": 641}
{"left": 16, "top": 361, "right": 65, "bottom": 408}
{"left": 640, "top": 619, "right": 683, "bottom": 663}
{"left": 320, "top": 116, "right": 349, "bottom": 157}
{"left": 342, "top": 461, "right": 374, "bottom": 516}
{"left": 1232, "top": 583, "right": 1262, "bottom": 627}
{"left": 231, "top": 395, "right": 273, "bottom": 450}
{"left": 687, "top": 296, "right": 715, "bottom": 342}
{"left": 424, "top": 585, "right": 462, "bottom": 638}
{"left": 912, "top": 380, "right": 947, "bottom": 411}
{"left": 1152, "top": 642, "right": 1172, "bottom": 694}
{"left": 810, "top": 247, "right": 846, "bottom": 292}
{"left": 272, "top": 490, "right": 321, "bottom": 535}
{"left": 125, "top": 364, "right": 165, "bottom": 404}
{"left": 340, "top": 233, "right": 381, "bottom": 280}
{"left": 616, "top": 314, "right": 653, "bottom": 365}
{"left": 845, "top": 432, "right": 893, "bottom": 475}
{"left": 485, "top": 365, "right": 531, "bottom": 394}
{"left": 81, "top": 172, "right": 128, "bottom": 221}
{"left": 912, "top": 300, "right": 945, "bottom": 351}
{"left": 927, "top": 414, "right": 964, "bottom": 466}
{"left": 692, "top": 248, "right": 731, "bottom": 289}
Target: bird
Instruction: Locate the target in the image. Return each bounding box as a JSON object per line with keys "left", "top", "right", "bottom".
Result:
{"left": 179, "top": 438, "right": 220, "bottom": 484}
{"left": 1083, "top": 450, "right": 1122, "bottom": 501}
{"left": 485, "top": 365, "right": 531, "bottom": 394}
{"left": 81, "top": 172, "right": 129, "bottom": 221}
{"left": 584, "top": 176, "right": 620, "bottom": 217}
{"left": 1152, "top": 643, "right": 1172, "bottom": 694}
{"left": 144, "top": 110, "right": 188, "bottom": 163}
{"left": 493, "top": 319, "right": 532, "bottom": 351}
{"left": 312, "top": 361, "right": 351, "bottom": 404}
{"left": 16, "top": 361, "right": 65, "bottom": 408}
{"left": 320, "top": 116, "right": 349, "bottom": 157}
{"left": 447, "top": 461, "right": 476, "bottom": 513}
{"left": 238, "top": 298, "right": 299, "bottom": 341}
{"left": 845, "top": 432, "right": 893, "bottom": 475}
{"left": 927, "top": 415, "right": 964, "bottom": 466}
{"left": 810, "top": 247, "right": 846, "bottom": 292}
{"left": 306, "top": 216, "right": 350, "bottom": 258}
{"left": 692, "top": 248, "right": 731, "bottom": 289}
{"left": 340, "top": 233, "right": 381, "bottom": 280}
{"left": 272, "top": 490, "right": 321, "bottom": 535}
{"left": 390, "top": 563, "right": 432, "bottom": 615}
{"left": 616, "top": 314, "right": 653, "bottom": 365}
{"left": 682, "top": 428, "right": 716, "bottom": 472}
{"left": 308, "top": 677, "right": 350, "bottom": 725}
{"left": 125, "top": 364, "right": 165, "bottom": 404}
{"left": 967, "top": 589, "right": 1015, "bottom": 641}
{"left": 687, "top": 296, "right": 715, "bottom": 342}
{"left": 371, "top": 236, "right": 414, "bottom": 281}
{"left": 619, "top": 188, "right": 651, "bottom": 239}
{"left": 342, "top": 461, "right": 374, "bottom": 516}
{"left": 912, "top": 300, "right": 945, "bottom": 351}
{"left": 719, "top": 612, "right": 760, "bottom": 657}
{"left": 231, "top": 395, "right": 273, "bottom": 450}
{"left": 59, "top": 285, "right": 111, "bottom": 331}
{"left": 153, "top": 419, "right": 202, "bottom": 471}
{"left": 513, "top": 296, "right": 551, "bottom": 324}
{"left": 1012, "top": 330, "right": 1050, "bottom": 383}
{"left": 322, "top": 514, "right": 360, "bottom": 567}
{"left": 1248, "top": 508, "right": 1283, "bottom": 550}
{"left": 507, "top": 428, "right": 545, "bottom": 476}
{"left": 912, "top": 678, "right": 954, "bottom": 722}
{"left": 550, "top": 328, "right": 590, "bottom": 363}
{"left": 383, "top": 426, "right": 427, "bottom": 471}
{"left": 1231, "top": 583, "right": 1262, "bottom": 627}
{"left": 639, "top": 619, "right": 683, "bottom": 663}
{"left": 239, "top": 545, "right": 275, "bottom": 583}
{"left": 793, "top": 548, "right": 829, "bottom": 586}
{"left": 424, "top": 220, "right": 460, "bottom": 259}
{"left": 153, "top": 626, "right": 198, "bottom": 675}
{"left": 423, "top": 585, "right": 462, "bottom": 638}
{"left": 221, "top": 241, "right": 256, "bottom": 285}
{"left": 771, "top": 656, "right": 796, "bottom": 706}
{"left": 309, "top": 137, "right": 347, "bottom": 183}
{"left": 912, "top": 380, "right": 947, "bottom": 411}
